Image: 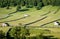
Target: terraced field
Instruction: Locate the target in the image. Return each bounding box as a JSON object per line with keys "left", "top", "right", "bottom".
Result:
{"left": 0, "top": 5, "right": 60, "bottom": 27}
{"left": 0, "top": 5, "right": 60, "bottom": 38}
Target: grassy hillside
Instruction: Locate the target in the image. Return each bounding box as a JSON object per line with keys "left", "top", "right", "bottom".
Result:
{"left": 0, "top": 0, "right": 60, "bottom": 39}
{"left": 0, "top": 5, "right": 60, "bottom": 39}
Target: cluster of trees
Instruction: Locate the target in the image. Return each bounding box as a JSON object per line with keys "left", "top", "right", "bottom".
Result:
{"left": 0, "top": 0, "right": 43, "bottom": 10}
{"left": 42, "top": 0, "right": 60, "bottom": 6}
{"left": 0, "top": 0, "right": 60, "bottom": 10}
{"left": 0, "top": 26, "right": 58, "bottom": 39}
{"left": 0, "top": 0, "right": 42, "bottom": 7}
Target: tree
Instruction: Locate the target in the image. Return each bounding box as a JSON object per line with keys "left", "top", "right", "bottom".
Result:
{"left": 0, "top": 0, "right": 60, "bottom": 9}
{"left": 9, "top": 27, "right": 21, "bottom": 39}
{"left": 36, "top": 2, "right": 43, "bottom": 10}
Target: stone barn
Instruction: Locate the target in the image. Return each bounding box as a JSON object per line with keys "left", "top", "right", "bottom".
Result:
{"left": 1, "top": 23, "right": 10, "bottom": 27}
{"left": 54, "top": 22, "right": 60, "bottom": 26}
